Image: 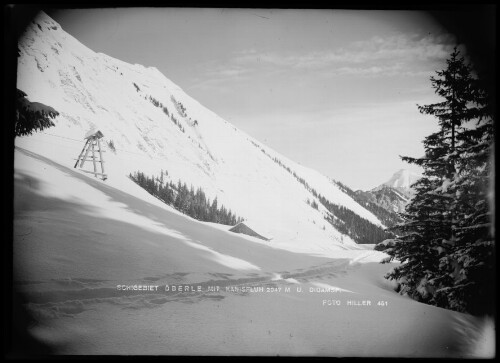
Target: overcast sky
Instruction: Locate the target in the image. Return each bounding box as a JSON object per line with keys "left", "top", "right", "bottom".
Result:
{"left": 47, "top": 8, "right": 459, "bottom": 190}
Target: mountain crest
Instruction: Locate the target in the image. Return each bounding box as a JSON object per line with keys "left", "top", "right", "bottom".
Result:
{"left": 377, "top": 168, "right": 422, "bottom": 190}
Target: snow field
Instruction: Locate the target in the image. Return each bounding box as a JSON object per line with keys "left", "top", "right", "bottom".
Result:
{"left": 14, "top": 147, "right": 493, "bottom": 357}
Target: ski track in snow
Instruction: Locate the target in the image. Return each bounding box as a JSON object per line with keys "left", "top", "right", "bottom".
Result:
{"left": 20, "top": 259, "right": 353, "bottom": 318}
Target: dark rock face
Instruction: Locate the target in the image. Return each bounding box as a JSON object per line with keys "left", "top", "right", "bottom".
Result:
{"left": 353, "top": 186, "right": 414, "bottom": 228}
{"left": 363, "top": 185, "right": 413, "bottom": 213}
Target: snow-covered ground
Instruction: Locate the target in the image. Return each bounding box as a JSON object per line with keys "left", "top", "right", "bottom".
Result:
{"left": 13, "top": 147, "right": 494, "bottom": 357}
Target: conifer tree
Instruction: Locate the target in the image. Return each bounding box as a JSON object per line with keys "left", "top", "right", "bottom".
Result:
{"left": 15, "top": 89, "right": 58, "bottom": 137}
{"left": 383, "top": 48, "right": 495, "bottom": 314}
{"left": 436, "top": 60, "right": 495, "bottom": 314}
{"left": 211, "top": 198, "right": 218, "bottom": 222}
{"left": 129, "top": 170, "right": 243, "bottom": 226}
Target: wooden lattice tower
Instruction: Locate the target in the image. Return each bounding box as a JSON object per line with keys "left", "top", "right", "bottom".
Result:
{"left": 74, "top": 130, "right": 108, "bottom": 180}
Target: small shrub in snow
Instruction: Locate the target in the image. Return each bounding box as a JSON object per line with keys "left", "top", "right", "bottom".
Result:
{"left": 107, "top": 140, "right": 116, "bottom": 153}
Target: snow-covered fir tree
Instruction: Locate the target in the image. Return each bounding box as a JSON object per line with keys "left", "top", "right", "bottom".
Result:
{"left": 15, "top": 89, "right": 59, "bottom": 137}
{"left": 129, "top": 171, "right": 242, "bottom": 226}
{"left": 383, "top": 48, "right": 495, "bottom": 315}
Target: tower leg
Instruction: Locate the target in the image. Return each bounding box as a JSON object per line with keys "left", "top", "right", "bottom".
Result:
{"left": 74, "top": 139, "right": 90, "bottom": 168}
{"left": 97, "top": 139, "right": 106, "bottom": 179}
{"left": 80, "top": 139, "right": 92, "bottom": 168}
{"left": 91, "top": 139, "right": 98, "bottom": 178}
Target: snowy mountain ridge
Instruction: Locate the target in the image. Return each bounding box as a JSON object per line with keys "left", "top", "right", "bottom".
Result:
{"left": 378, "top": 168, "right": 422, "bottom": 191}
{"left": 16, "top": 11, "right": 387, "bottom": 255}
{"left": 349, "top": 169, "right": 423, "bottom": 224}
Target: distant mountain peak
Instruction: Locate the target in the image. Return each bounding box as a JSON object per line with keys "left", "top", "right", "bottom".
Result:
{"left": 354, "top": 169, "right": 421, "bottom": 223}
{"left": 379, "top": 169, "right": 422, "bottom": 190}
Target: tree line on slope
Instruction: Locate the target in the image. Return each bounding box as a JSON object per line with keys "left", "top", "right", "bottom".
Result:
{"left": 170, "top": 95, "right": 187, "bottom": 117}
{"left": 129, "top": 170, "right": 243, "bottom": 226}
{"left": 335, "top": 180, "right": 403, "bottom": 227}
{"left": 319, "top": 195, "right": 394, "bottom": 244}
{"left": 381, "top": 48, "right": 494, "bottom": 316}
{"left": 132, "top": 83, "right": 186, "bottom": 133}
{"left": 250, "top": 140, "right": 392, "bottom": 244}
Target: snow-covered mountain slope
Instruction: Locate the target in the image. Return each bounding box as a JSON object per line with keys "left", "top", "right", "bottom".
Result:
{"left": 16, "top": 11, "right": 385, "bottom": 255}
{"left": 364, "top": 168, "right": 422, "bottom": 216}
{"left": 351, "top": 169, "right": 421, "bottom": 225}
{"left": 378, "top": 169, "right": 422, "bottom": 191}
{"left": 355, "top": 186, "right": 406, "bottom": 225}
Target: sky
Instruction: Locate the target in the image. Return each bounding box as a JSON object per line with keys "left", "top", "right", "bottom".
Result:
{"left": 46, "top": 8, "right": 459, "bottom": 190}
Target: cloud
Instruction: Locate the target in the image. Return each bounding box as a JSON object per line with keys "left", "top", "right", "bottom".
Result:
{"left": 204, "top": 65, "right": 251, "bottom": 78}
{"left": 189, "top": 64, "right": 251, "bottom": 90}
{"left": 230, "top": 32, "right": 456, "bottom": 77}
{"left": 191, "top": 31, "right": 457, "bottom": 89}
{"left": 324, "top": 64, "right": 434, "bottom": 78}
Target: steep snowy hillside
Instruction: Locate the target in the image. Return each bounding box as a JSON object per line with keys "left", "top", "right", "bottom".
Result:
{"left": 16, "top": 11, "right": 386, "bottom": 255}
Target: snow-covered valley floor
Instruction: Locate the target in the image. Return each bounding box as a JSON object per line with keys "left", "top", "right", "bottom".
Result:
{"left": 13, "top": 147, "right": 494, "bottom": 357}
